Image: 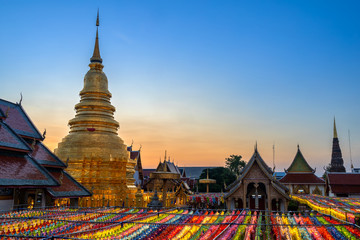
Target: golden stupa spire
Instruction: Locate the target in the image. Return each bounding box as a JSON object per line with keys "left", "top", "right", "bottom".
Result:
{"left": 90, "top": 9, "right": 102, "bottom": 63}
{"left": 333, "top": 117, "right": 338, "bottom": 139}
{"left": 55, "top": 10, "right": 137, "bottom": 207}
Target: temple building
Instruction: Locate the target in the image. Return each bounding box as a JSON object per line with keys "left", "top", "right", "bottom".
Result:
{"left": 127, "top": 145, "right": 144, "bottom": 187}
{"left": 280, "top": 146, "right": 325, "bottom": 195}
{"left": 55, "top": 12, "right": 136, "bottom": 207}
{"left": 322, "top": 119, "right": 360, "bottom": 197}
{"left": 143, "top": 154, "right": 192, "bottom": 207}
{"left": 0, "top": 99, "right": 90, "bottom": 210}
{"left": 326, "top": 173, "right": 360, "bottom": 197}
{"left": 225, "top": 147, "right": 290, "bottom": 211}
{"left": 328, "top": 118, "right": 346, "bottom": 172}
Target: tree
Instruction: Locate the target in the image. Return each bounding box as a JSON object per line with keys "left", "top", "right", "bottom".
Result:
{"left": 198, "top": 167, "right": 236, "bottom": 193}
{"left": 225, "top": 155, "right": 246, "bottom": 176}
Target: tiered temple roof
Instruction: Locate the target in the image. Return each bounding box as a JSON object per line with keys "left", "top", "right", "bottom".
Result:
{"left": 0, "top": 121, "right": 31, "bottom": 152}
{"left": 156, "top": 160, "right": 182, "bottom": 175}
{"left": 280, "top": 146, "right": 324, "bottom": 185}
{"left": 46, "top": 169, "right": 92, "bottom": 198}
{"left": 0, "top": 98, "right": 91, "bottom": 200}
{"left": 31, "top": 142, "right": 67, "bottom": 168}
{"left": 144, "top": 158, "right": 192, "bottom": 193}
{"left": 0, "top": 151, "right": 58, "bottom": 187}
{"left": 285, "top": 146, "right": 314, "bottom": 173}
{"left": 0, "top": 99, "right": 43, "bottom": 140}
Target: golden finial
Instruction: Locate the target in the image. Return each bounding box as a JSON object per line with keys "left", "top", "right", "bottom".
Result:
{"left": 163, "top": 160, "right": 167, "bottom": 172}
{"left": 96, "top": 8, "right": 99, "bottom": 26}
{"left": 333, "top": 117, "right": 338, "bottom": 139}
{"left": 90, "top": 9, "right": 102, "bottom": 63}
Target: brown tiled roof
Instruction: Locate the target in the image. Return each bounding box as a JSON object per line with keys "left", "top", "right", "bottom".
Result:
{"left": 47, "top": 169, "right": 91, "bottom": 198}
{"left": 0, "top": 151, "right": 59, "bottom": 187}
{"left": 327, "top": 173, "right": 360, "bottom": 194}
{"left": 167, "top": 161, "right": 181, "bottom": 174}
{"left": 328, "top": 173, "right": 360, "bottom": 185}
{"left": 31, "top": 142, "right": 66, "bottom": 168}
{"left": 0, "top": 99, "right": 43, "bottom": 140}
{"left": 0, "top": 121, "right": 31, "bottom": 152}
{"left": 280, "top": 173, "right": 325, "bottom": 184}
{"left": 331, "top": 185, "right": 360, "bottom": 194}
{"left": 155, "top": 161, "right": 181, "bottom": 174}
{"left": 0, "top": 98, "right": 90, "bottom": 199}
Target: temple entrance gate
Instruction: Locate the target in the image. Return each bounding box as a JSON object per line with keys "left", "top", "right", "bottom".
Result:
{"left": 247, "top": 182, "right": 267, "bottom": 211}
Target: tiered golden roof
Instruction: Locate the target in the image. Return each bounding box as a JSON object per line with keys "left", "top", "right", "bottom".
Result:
{"left": 55, "top": 12, "right": 136, "bottom": 207}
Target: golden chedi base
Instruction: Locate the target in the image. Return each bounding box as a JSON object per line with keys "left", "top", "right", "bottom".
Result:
{"left": 56, "top": 132, "right": 137, "bottom": 207}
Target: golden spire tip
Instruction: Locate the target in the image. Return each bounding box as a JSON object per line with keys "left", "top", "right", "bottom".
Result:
{"left": 333, "top": 117, "right": 338, "bottom": 139}
{"left": 90, "top": 9, "right": 102, "bottom": 64}
{"left": 96, "top": 9, "right": 99, "bottom": 26}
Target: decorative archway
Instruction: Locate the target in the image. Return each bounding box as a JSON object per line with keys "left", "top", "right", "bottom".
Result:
{"left": 247, "top": 182, "right": 267, "bottom": 210}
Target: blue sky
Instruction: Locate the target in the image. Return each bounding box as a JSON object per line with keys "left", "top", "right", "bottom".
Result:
{"left": 1, "top": 0, "right": 360, "bottom": 171}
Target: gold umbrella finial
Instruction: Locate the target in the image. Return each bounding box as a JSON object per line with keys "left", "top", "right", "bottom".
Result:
{"left": 90, "top": 9, "right": 102, "bottom": 63}
{"left": 333, "top": 117, "right": 338, "bottom": 139}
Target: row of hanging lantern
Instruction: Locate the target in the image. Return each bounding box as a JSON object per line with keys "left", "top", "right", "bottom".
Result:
{"left": 292, "top": 194, "right": 359, "bottom": 223}
{"left": 1, "top": 207, "right": 360, "bottom": 239}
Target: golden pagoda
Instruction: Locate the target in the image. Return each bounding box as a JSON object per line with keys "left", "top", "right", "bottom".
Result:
{"left": 55, "top": 11, "right": 136, "bottom": 207}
